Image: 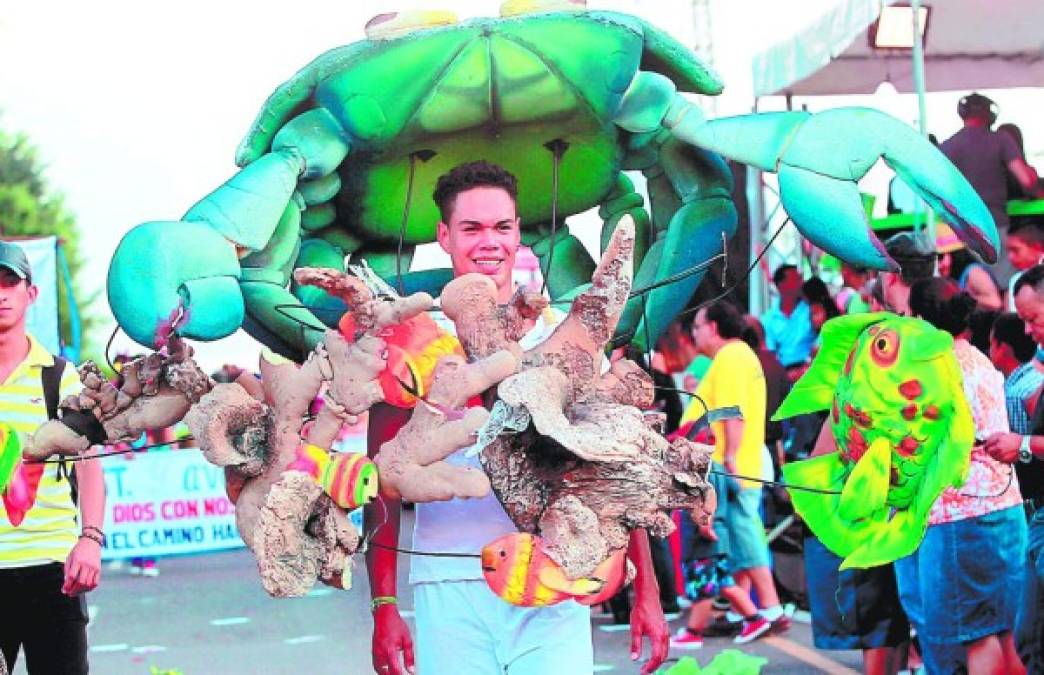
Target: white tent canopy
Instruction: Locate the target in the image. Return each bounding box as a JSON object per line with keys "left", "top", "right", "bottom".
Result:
{"left": 752, "top": 0, "right": 1044, "bottom": 97}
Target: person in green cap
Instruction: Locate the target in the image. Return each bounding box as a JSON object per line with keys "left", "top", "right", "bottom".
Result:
{"left": 0, "top": 240, "right": 105, "bottom": 675}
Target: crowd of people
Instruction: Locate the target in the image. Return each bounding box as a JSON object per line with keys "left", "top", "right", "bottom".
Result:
{"left": 1, "top": 90, "right": 1042, "bottom": 675}
{"left": 643, "top": 215, "right": 1044, "bottom": 674}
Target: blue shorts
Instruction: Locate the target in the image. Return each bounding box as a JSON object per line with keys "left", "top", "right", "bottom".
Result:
{"left": 804, "top": 536, "right": 910, "bottom": 650}
{"left": 726, "top": 488, "right": 770, "bottom": 570}
{"left": 896, "top": 505, "right": 1027, "bottom": 646}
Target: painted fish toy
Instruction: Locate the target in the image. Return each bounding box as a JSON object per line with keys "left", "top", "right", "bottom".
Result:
{"left": 0, "top": 424, "right": 44, "bottom": 527}
{"left": 481, "top": 532, "right": 627, "bottom": 607}
{"left": 290, "top": 443, "right": 379, "bottom": 510}
{"left": 772, "top": 313, "right": 974, "bottom": 569}
{"left": 338, "top": 311, "right": 463, "bottom": 409}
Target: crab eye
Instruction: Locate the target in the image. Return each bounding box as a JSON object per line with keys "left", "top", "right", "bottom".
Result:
{"left": 870, "top": 329, "right": 900, "bottom": 367}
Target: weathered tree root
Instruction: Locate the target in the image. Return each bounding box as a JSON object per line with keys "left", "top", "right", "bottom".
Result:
{"left": 374, "top": 351, "right": 518, "bottom": 502}
{"left": 444, "top": 217, "right": 714, "bottom": 579}
{"left": 255, "top": 471, "right": 359, "bottom": 597}
{"left": 24, "top": 337, "right": 212, "bottom": 461}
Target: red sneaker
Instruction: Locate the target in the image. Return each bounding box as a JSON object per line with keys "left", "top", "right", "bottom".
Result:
{"left": 670, "top": 627, "right": 704, "bottom": 650}
{"left": 734, "top": 616, "right": 771, "bottom": 644}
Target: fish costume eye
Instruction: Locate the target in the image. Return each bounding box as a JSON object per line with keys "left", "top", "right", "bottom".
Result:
{"left": 870, "top": 329, "right": 900, "bottom": 367}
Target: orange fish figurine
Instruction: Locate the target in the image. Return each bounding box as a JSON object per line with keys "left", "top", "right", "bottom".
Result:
{"left": 289, "top": 443, "right": 379, "bottom": 511}
{"left": 481, "top": 532, "right": 627, "bottom": 607}
{"left": 338, "top": 311, "right": 463, "bottom": 409}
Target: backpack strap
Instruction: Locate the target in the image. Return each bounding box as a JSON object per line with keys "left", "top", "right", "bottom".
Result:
{"left": 41, "top": 357, "right": 78, "bottom": 505}
{"left": 41, "top": 356, "right": 66, "bottom": 421}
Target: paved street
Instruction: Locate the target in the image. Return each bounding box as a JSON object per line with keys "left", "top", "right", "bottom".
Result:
{"left": 14, "top": 514, "right": 864, "bottom": 675}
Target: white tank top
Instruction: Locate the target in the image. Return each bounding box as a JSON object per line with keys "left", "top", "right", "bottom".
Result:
{"left": 409, "top": 307, "right": 568, "bottom": 584}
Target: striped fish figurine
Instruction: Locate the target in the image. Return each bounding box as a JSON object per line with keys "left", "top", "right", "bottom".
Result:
{"left": 290, "top": 443, "right": 379, "bottom": 510}
{"left": 481, "top": 532, "right": 627, "bottom": 607}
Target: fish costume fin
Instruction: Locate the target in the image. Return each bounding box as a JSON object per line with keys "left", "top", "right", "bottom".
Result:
{"left": 838, "top": 437, "right": 891, "bottom": 522}
{"left": 782, "top": 452, "right": 874, "bottom": 559}
{"left": 772, "top": 313, "right": 890, "bottom": 420}
{"left": 0, "top": 425, "right": 20, "bottom": 493}
{"left": 537, "top": 565, "right": 604, "bottom": 597}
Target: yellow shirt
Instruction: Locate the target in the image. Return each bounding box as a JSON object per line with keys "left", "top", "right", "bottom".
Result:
{"left": 681, "top": 341, "right": 766, "bottom": 488}
{"left": 0, "top": 335, "right": 82, "bottom": 567}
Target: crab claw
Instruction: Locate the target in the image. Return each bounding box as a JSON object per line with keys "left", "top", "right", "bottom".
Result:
{"left": 109, "top": 221, "right": 244, "bottom": 348}
{"left": 778, "top": 108, "right": 998, "bottom": 268}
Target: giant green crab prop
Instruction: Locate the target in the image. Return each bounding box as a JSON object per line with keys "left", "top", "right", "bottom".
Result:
{"left": 107, "top": 1, "right": 998, "bottom": 359}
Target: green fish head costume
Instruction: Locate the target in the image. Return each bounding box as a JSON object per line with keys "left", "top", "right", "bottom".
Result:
{"left": 772, "top": 312, "right": 974, "bottom": 569}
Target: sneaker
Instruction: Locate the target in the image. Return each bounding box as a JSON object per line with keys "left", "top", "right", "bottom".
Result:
{"left": 770, "top": 614, "right": 792, "bottom": 634}
{"left": 702, "top": 615, "right": 741, "bottom": 638}
{"left": 142, "top": 561, "right": 160, "bottom": 578}
{"left": 734, "top": 616, "right": 771, "bottom": 644}
{"left": 670, "top": 627, "right": 704, "bottom": 650}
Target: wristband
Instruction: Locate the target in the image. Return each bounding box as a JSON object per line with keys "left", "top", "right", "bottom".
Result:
{"left": 371, "top": 595, "right": 397, "bottom": 612}
{"left": 80, "top": 527, "right": 105, "bottom": 546}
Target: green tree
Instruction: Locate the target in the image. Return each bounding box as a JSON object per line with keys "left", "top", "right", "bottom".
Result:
{"left": 0, "top": 126, "right": 98, "bottom": 358}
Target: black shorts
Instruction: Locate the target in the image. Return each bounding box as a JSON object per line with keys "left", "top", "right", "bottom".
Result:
{"left": 804, "top": 536, "right": 910, "bottom": 650}
{"left": 0, "top": 562, "right": 89, "bottom": 675}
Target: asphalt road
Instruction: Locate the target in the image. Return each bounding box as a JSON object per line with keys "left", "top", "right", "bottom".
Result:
{"left": 11, "top": 517, "right": 865, "bottom": 675}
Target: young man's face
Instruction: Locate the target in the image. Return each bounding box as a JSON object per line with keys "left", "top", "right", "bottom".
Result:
{"left": 437, "top": 186, "right": 521, "bottom": 301}
{"left": 0, "top": 269, "right": 37, "bottom": 333}
{"left": 988, "top": 333, "right": 1008, "bottom": 367}
{"left": 1007, "top": 234, "right": 1044, "bottom": 272}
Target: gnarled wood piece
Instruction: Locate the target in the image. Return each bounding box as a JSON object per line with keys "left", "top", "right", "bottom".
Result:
{"left": 374, "top": 350, "right": 518, "bottom": 502}
{"left": 446, "top": 218, "right": 714, "bottom": 578}
{"left": 24, "top": 337, "right": 212, "bottom": 461}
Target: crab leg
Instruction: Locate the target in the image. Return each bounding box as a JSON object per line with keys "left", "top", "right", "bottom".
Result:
{"left": 616, "top": 134, "right": 736, "bottom": 349}
{"left": 110, "top": 108, "right": 356, "bottom": 359}
{"left": 614, "top": 71, "right": 1000, "bottom": 273}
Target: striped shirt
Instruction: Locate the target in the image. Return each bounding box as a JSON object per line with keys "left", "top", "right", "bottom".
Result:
{"left": 1006, "top": 361, "right": 1044, "bottom": 434}
{"left": 0, "top": 335, "right": 82, "bottom": 568}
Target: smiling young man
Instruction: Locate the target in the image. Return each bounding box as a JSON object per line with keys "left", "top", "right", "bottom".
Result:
{"left": 365, "top": 161, "right": 668, "bottom": 675}
{"left": 0, "top": 241, "right": 104, "bottom": 674}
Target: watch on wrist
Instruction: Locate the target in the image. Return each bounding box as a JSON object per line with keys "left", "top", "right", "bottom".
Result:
{"left": 1019, "top": 436, "right": 1033, "bottom": 464}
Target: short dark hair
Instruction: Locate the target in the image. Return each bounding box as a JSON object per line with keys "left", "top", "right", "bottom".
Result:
{"left": 1014, "top": 263, "right": 1044, "bottom": 296}
{"left": 884, "top": 232, "right": 936, "bottom": 283}
{"left": 909, "top": 277, "right": 977, "bottom": 336}
{"left": 1009, "top": 219, "right": 1044, "bottom": 248}
{"left": 772, "top": 264, "right": 798, "bottom": 286}
{"left": 742, "top": 315, "right": 765, "bottom": 349}
{"left": 704, "top": 301, "right": 745, "bottom": 340}
{"left": 992, "top": 312, "right": 1038, "bottom": 362}
{"left": 432, "top": 161, "right": 518, "bottom": 222}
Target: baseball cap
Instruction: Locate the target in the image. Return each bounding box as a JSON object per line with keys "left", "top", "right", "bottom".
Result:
{"left": 0, "top": 241, "right": 32, "bottom": 282}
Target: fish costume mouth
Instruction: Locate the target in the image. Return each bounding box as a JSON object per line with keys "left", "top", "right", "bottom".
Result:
{"left": 772, "top": 313, "right": 974, "bottom": 570}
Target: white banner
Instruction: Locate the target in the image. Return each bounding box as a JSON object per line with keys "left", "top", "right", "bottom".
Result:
{"left": 100, "top": 450, "right": 244, "bottom": 560}
{"left": 12, "top": 237, "right": 60, "bottom": 354}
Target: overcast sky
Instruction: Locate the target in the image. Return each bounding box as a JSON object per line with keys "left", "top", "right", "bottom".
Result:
{"left": 1, "top": 0, "right": 1040, "bottom": 370}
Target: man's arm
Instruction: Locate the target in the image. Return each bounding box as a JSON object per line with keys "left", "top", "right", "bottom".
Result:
{"left": 810, "top": 420, "right": 836, "bottom": 457}
{"left": 366, "top": 403, "right": 415, "bottom": 675}
{"left": 1008, "top": 158, "right": 1044, "bottom": 198}
{"left": 64, "top": 457, "right": 104, "bottom": 596}
{"left": 722, "top": 418, "right": 745, "bottom": 475}
{"left": 985, "top": 431, "right": 1044, "bottom": 464}
{"left": 626, "top": 528, "right": 668, "bottom": 675}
